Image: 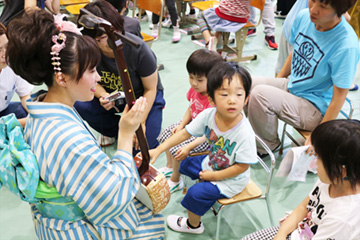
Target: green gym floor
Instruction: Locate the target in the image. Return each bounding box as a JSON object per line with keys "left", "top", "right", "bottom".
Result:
{"left": 1, "top": 5, "right": 360, "bottom": 240}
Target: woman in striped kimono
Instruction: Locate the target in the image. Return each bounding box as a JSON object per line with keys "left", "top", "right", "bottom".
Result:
{"left": 6, "top": 9, "right": 165, "bottom": 239}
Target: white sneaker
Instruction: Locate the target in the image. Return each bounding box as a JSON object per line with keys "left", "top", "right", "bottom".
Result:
{"left": 207, "top": 36, "right": 217, "bottom": 52}
{"left": 168, "top": 178, "right": 184, "bottom": 193}
{"left": 172, "top": 26, "right": 181, "bottom": 43}
{"left": 97, "top": 135, "right": 116, "bottom": 147}
{"left": 136, "top": 12, "right": 148, "bottom": 21}
{"left": 158, "top": 166, "right": 173, "bottom": 177}
{"left": 187, "top": 13, "right": 197, "bottom": 19}
{"left": 167, "top": 215, "right": 204, "bottom": 234}
{"left": 151, "top": 24, "right": 159, "bottom": 38}
{"left": 161, "top": 17, "right": 172, "bottom": 28}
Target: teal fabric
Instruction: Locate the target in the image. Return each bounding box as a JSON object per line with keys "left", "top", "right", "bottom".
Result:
{"left": 0, "top": 114, "right": 39, "bottom": 203}
{"left": 33, "top": 197, "right": 85, "bottom": 222}
{"left": 0, "top": 114, "right": 85, "bottom": 222}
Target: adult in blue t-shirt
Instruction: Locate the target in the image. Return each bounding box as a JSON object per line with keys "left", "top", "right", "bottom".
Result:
{"left": 247, "top": 0, "right": 360, "bottom": 154}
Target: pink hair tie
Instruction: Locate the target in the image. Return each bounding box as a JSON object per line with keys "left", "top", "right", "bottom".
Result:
{"left": 54, "top": 14, "right": 83, "bottom": 35}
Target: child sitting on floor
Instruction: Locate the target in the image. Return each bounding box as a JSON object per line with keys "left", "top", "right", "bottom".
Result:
{"left": 155, "top": 49, "right": 223, "bottom": 193}
{"left": 149, "top": 61, "right": 258, "bottom": 234}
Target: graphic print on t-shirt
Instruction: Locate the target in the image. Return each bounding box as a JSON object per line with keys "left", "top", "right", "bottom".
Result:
{"left": 205, "top": 128, "right": 237, "bottom": 170}
{"left": 298, "top": 185, "right": 328, "bottom": 238}
{"left": 99, "top": 70, "right": 123, "bottom": 93}
{"left": 190, "top": 98, "right": 205, "bottom": 119}
{"left": 292, "top": 33, "right": 325, "bottom": 83}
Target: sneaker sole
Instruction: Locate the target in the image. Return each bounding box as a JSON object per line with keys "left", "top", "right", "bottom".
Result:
{"left": 247, "top": 33, "right": 257, "bottom": 37}
{"left": 169, "top": 181, "right": 184, "bottom": 193}
{"left": 164, "top": 171, "right": 173, "bottom": 177}
{"left": 264, "top": 40, "right": 278, "bottom": 50}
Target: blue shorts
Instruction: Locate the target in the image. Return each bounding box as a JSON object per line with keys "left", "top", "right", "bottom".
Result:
{"left": 0, "top": 102, "right": 27, "bottom": 119}
{"left": 180, "top": 155, "right": 227, "bottom": 216}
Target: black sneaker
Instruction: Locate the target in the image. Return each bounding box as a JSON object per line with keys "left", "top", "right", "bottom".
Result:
{"left": 136, "top": 12, "right": 148, "bottom": 21}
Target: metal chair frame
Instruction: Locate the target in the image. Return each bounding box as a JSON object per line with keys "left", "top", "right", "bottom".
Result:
{"left": 210, "top": 135, "right": 276, "bottom": 240}
{"left": 279, "top": 97, "right": 354, "bottom": 154}
{"left": 132, "top": 0, "right": 165, "bottom": 41}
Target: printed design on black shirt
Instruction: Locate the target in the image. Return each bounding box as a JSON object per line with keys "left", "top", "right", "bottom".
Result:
{"left": 292, "top": 33, "right": 324, "bottom": 83}
{"left": 298, "top": 185, "right": 328, "bottom": 238}
{"left": 205, "top": 128, "right": 236, "bottom": 170}
{"left": 99, "top": 71, "right": 123, "bottom": 92}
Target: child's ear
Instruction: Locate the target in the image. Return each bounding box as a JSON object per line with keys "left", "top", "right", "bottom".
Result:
{"left": 208, "top": 96, "right": 215, "bottom": 106}
{"left": 244, "top": 95, "right": 249, "bottom": 105}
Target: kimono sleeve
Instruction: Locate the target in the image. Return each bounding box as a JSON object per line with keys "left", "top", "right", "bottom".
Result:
{"left": 41, "top": 120, "right": 141, "bottom": 226}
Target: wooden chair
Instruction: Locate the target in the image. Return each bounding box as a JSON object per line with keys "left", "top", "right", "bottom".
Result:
{"left": 176, "top": 0, "right": 201, "bottom": 26}
{"left": 192, "top": 0, "right": 265, "bottom": 62}
{"left": 184, "top": 135, "right": 275, "bottom": 240}
{"left": 60, "top": 0, "right": 89, "bottom": 6}
{"left": 132, "top": 0, "right": 165, "bottom": 41}
{"left": 279, "top": 97, "right": 354, "bottom": 154}
{"left": 191, "top": 0, "right": 219, "bottom": 11}
{"left": 211, "top": 135, "right": 276, "bottom": 240}
{"left": 218, "top": 0, "right": 265, "bottom": 62}
{"left": 65, "top": 3, "right": 86, "bottom": 15}
{"left": 141, "top": 32, "right": 155, "bottom": 48}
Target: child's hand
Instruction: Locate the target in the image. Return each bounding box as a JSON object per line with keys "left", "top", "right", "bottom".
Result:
{"left": 174, "top": 146, "right": 190, "bottom": 161}
{"left": 118, "top": 97, "right": 147, "bottom": 137}
{"left": 171, "top": 125, "right": 183, "bottom": 135}
{"left": 99, "top": 94, "right": 115, "bottom": 111}
{"left": 273, "top": 234, "right": 287, "bottom": 240}
{"left": 149, "top": 148, "right": 161, "bottom": 164}
{"left": 199, "top": 170, "right": 216, "bottom": 181}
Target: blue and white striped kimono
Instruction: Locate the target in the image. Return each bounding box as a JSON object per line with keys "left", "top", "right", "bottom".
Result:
{"left": 24, "top": 92, "right": 165, "bottom": 240}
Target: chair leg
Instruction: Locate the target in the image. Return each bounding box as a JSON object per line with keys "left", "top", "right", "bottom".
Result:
{"left": 265, "top": 197, "right": 275, "bottom": 226}
{"left": 279, "top": 123, "right": 287, "bottom": 155}
{"left": 223, "top": 32, "right": 230, "bottom": 46}
{"left": 226, "top": 28, "right": 256, "bottom": 62}
{"left": 215, "top": 207, "right": 223, "bottom": 240}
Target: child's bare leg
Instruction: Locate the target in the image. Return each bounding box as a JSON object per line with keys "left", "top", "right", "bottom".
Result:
{"left": 187, "top": 210, "right": 201, "bottom": 227}
{"left": 170, "top": 158, "right": 181, "bottom": 182}
{"left": 165, "top": 150, "right": 173, "bottom": 168}
{"left": 202, "top": 29, "right": 212, "bottom": 43}
{"left": 215, "top": 31, "right": 222, "bottom": 40}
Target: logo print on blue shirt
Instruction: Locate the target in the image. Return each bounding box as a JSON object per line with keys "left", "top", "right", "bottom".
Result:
{"left": 292, "top": 33, "right": 324, "bottom": 83}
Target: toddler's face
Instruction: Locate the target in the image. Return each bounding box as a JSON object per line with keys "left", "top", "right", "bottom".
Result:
{"left": 213, "top": 76, "right": 248, "bottom": 120}
{"left": 189, "top": 74, "right": 207, "bottom": 95}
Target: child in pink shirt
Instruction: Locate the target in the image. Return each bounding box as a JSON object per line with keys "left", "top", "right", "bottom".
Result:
{"left": 155, "top": 49, "right": 223, "bottom": 193}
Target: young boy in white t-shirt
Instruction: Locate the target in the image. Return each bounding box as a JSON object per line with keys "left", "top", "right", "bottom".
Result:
{"left": 149, "top": 62, "right": 258, "bottom": 234}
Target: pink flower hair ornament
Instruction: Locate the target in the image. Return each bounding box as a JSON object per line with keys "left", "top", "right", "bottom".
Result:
{"left": 53, "top": 14, "right": 83, "bottom": 35}
{"left": 50, "top": 15, "right": 83, "bottom": 76}
{"left": 50, "top": 33, "right": 66, "bottom": 73}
